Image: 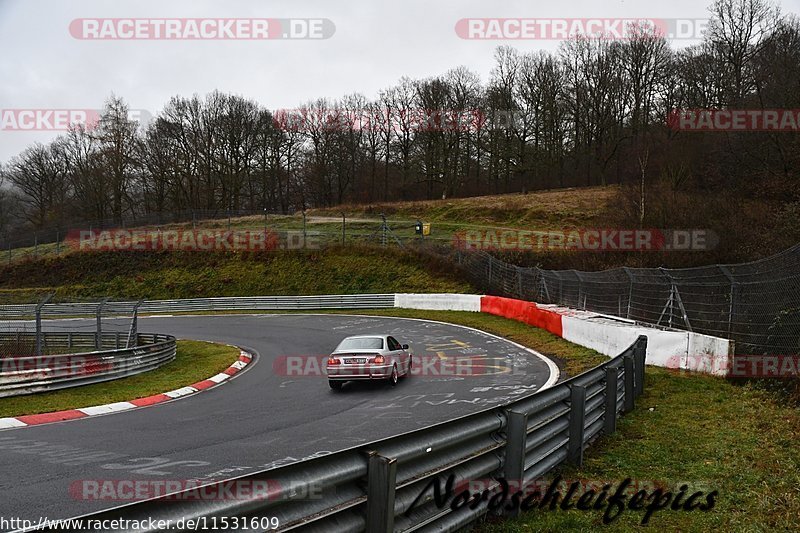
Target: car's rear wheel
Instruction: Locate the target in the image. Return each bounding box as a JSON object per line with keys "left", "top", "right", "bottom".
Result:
{"left": 389, "top": 365, "right": 399, "bottom": 386}
{"left": 329, "top": 380, "right": 343, "bottom": 390}
{"left": 402, "top": 356, "right": 412, "bottom": 378}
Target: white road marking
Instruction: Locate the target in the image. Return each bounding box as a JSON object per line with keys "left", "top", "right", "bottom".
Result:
{"left": 78, "top": 402, "right": 137, "bottom": 416}
{"left": 165, "top": 386, "right": 198, "bottom": 398}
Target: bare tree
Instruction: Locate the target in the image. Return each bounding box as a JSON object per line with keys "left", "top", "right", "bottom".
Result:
{"left": 5, "top": 141, "right": 69, "bottom": 227}
{"left": 707, "top": 0, "right": 781, "bottom": 104}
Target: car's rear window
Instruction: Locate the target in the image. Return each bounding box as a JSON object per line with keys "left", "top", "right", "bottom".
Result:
{"left": 337, "top": 337, "right": 384, "bottom": 350}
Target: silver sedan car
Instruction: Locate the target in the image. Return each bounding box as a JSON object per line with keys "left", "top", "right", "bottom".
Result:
{"left": 326, "top": 335, "right": 413, "bottom": 390}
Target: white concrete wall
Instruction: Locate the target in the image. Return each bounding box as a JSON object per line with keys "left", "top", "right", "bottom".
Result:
{"left": 394, "top": 293, "right": 482, "bottom": 312}
{"left": 561, "top": 314, "right": 733, "bottom": 375}
{"left": 686, "top": 332, "right": 733, "bottom": 376}
{"left": 396, "top": 293, "right": 732, "bottom": 376}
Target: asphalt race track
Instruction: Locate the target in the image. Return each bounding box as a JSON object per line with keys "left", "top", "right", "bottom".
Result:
{"left": 0, "top": 314, "right": 557, "bottom": 525}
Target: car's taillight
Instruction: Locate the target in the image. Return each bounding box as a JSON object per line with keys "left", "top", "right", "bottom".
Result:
{"left": 371, "top": 355, "right": 385, "bottom": 364}
{"left": 327, "top": 358, "right": 340, "bottom": 365}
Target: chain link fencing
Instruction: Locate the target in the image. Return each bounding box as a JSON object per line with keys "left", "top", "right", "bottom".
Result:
{"left": 430, "top": 246, "right": 800, "bottom": 356}
{"left": 4, "top": 211, "right": 800, "bottom": 356}
{"left": 0, "top": 295, "right": 142, "bottom": 358}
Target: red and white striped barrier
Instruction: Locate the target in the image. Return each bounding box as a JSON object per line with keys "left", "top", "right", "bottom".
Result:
{"left": 0, "top": 350, "right": 253, "bottom": 430}
{"left": 396, "top": 293, "right": 733, "bottom": 376}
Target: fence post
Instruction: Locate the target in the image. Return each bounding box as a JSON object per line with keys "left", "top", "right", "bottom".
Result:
{"left": 127, "top": 301, "right": 142, "bottom": 348}
{"left": 554, "top": 271, "right": 563, "bottom": 305}
{"left": 623, "top": 355, "right": 635, "bottom": 413}
{"left": 488, "top": 256, "right": 493, "bottom": 286}
{"left": 302, "top": 210, "right": 307, "bottom": 248}
{"left": 366, "top": 452, "right": 397, "bottom": 533}
{"left": 634, "top": 337, "right": 647, "bottom": 397}
{"left": 623, "top": 267, "right": 633, "bottom": 319}
{"left": 540, "top": 268, "right": 551, "bottom": 303}
{"left": 95, "top": 299, "right": 108, "bottom": 350}
{"left": 604, "top": 367, "right": 618, "bottom": 435}
{"left": 567, "top": 385, "right": 586, "bottom": 466}
{"left": 504, "top": 410, "right": 528, "bottom": 517}
{"left": 34, "top": 294, "right": 53, "bottom": 357}
{"left": 718, "top": 265, "right": 737, "bottom": 339}
{"left": 35, "top": 307, "right": 43, "bottom": 357}
{"left": 574, "top": 271, "right": 586, "bottom": 310}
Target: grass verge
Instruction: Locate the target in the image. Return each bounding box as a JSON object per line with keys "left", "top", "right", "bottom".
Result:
{"left": 478, "top": 368, "right": 800, "bottom": 532}
{"left": 0, "top": 340, "right": 239, "bottom": 417}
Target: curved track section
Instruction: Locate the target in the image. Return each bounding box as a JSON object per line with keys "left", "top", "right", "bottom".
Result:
{"left": 0, "top": 314, "right": 556, "bottom": 523}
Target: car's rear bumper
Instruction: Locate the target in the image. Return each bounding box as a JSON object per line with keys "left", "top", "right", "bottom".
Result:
{"left": 327, "top": 364, "right": 393, "bottom": 380}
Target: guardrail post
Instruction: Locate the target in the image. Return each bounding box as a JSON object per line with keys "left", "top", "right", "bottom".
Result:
{"left": 567, "top": 385, "right": 586, "bottom": 467}
{"left": 366, "top": 452, "right": 397, "bottom": 533}
{"left": 623, "top": 355, "right": 635, "bottom": 413}
{"left": 604, "top": 367, "right": 618, "bottom": 435}
{"left": 504, "top": 410, "right": 527, "bottom": 517}
{"left": 634, "top": 337, "right": 647, "bottom": 397}
{"left": 95, "top": 298, "right": 109, "bottom": 350}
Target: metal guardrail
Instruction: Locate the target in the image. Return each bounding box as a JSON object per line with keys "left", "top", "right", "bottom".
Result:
{"left": 39, "top": 336, "right": 647, "bottom": 532}
{"left": 0, "top": 333, "right": 176, "bottom": 398}
{"left": 2, "top": 294, "right": 397, "bottom": 317}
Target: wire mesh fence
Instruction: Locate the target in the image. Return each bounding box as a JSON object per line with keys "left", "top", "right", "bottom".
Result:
{"left": 5, "top": 212, "right": 800, "bottom": 357}
{"left": 0, "top": 295, "right": 142, "bottom": 358}
{"left": 434, "top": 246, "right": 800, "bottom": 356}
{"left": 0, "top": 212, "right": 459, "bottom": 264}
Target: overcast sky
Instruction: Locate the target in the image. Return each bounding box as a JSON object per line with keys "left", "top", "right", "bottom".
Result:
{"left": 1, "top": 0, "right": 798, "bottom": 163}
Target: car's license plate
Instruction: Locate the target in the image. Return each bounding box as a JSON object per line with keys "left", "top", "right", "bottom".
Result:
{"left": 345, "top": 358, "right": 366, "bottom": 364}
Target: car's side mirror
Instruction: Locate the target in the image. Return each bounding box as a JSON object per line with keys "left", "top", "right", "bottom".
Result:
{"left": 402, "top": 344, "right": 409, "bottom": 350}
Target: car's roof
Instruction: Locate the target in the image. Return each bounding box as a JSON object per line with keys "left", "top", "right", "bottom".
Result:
{"left": 340, "top": 334, "right": 388, "bottom": 339}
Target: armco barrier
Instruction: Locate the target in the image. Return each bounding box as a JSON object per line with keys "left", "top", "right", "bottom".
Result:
{"left": 33, "top": 337, "right": 647, "bottom": 532}
{"left": 4, "top": 293, "right": 732, "bottom": 375}
{"left": 0, "top": 333, "right": 176, "bottom": 397}
{"left": 2, "top": 294, "right": 396, "bottom": 317}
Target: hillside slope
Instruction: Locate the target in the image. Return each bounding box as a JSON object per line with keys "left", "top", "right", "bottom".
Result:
{"left": 0, "top": 246, "right": 472, "bottom": 300}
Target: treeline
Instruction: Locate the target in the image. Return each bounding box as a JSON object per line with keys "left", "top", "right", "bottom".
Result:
{"left": 1, "top": 0, "right": 799, "bottom": 237}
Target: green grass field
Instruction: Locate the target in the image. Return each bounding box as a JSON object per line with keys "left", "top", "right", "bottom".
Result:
{"left": 0, "top": 340, "right": 239, "bottom": 417}
{"left": 0, "top": 246, "right": 472, "bottom": 300}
